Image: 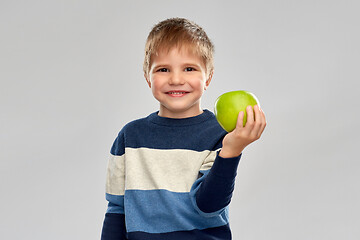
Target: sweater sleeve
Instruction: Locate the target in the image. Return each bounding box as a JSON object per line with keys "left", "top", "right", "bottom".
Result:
{"left": 101, "top": 132, "right": 127, "bottom": 240}
{"left": 190, "top": 151, "right": 241, "bottom": 217}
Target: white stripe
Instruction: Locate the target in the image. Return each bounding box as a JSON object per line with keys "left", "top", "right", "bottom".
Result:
{"left": 125, "top": 148, "right": 218, "bottom": 192}
{"left": 106, "top": 154, "right": 125, "bottom": 195}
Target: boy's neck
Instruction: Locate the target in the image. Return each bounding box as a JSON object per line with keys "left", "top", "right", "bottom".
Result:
{"left": 158, "top": 106, "right": 204, "bottom": 119}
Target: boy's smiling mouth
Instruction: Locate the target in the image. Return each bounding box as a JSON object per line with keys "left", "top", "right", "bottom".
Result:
{"left": 166, "top": 90, "right": 189, "bottom": 97}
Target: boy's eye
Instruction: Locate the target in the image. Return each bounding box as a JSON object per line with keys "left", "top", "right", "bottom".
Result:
{"left": 185, "top": 67, "right": 195, "bottom": 72}
{"left": 157, "top": 68, "right": 169, "bottom": 72}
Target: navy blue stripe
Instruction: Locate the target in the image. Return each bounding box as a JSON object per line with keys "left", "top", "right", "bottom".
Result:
{"left": 112, "top": 110, "right": 226, "bottom": 152}
{"left": 128, "top": 223, "right": 231, "bottom": 240}
{"left": 110, "top": 130, "right": 125, "bottom": 156}
{"left": 101, "top": 213, "right": 127, "bottom": 240}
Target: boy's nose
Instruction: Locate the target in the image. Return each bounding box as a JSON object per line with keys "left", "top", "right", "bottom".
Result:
{"left": 169, "top": 72, "right": 185, "bottom": 85}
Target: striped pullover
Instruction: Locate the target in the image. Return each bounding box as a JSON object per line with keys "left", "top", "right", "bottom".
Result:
{"left": 101, "top": 110, "right": 241, "bottom": 240}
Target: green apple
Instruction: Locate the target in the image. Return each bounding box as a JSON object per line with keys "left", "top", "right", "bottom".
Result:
{"left": 214, "top": 90, "right": 260, "bottom": 132}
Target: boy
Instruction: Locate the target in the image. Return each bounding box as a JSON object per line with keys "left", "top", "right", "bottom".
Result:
{"left": 101, "top": 18, "right": 266, "bottom": 240}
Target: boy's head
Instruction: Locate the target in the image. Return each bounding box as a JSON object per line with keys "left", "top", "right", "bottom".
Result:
{"left": 143, "top": 18, "right": 214, "bottom": 79}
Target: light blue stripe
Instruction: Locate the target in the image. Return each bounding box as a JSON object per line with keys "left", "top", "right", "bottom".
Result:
{"left": 106, "top": 193, "right": 125, "bottom": 214}
{"left": 124, "top": 189, "right": 229, "bottom": 233}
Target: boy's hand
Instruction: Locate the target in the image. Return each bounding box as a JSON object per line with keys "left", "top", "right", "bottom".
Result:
{"left": 219, "top": 105, "right": 266, "bottom": 158}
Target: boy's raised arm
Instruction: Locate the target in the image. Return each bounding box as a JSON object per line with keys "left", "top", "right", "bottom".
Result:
{"left": 194, "top": 105, "right": 266, "bottom": 214}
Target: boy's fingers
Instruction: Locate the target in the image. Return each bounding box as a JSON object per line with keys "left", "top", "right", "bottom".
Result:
{"left": 259, "top": 107, "right": 266, "bottom": 125}
{"left": 257, "top": 107, "right": 267, "bottom": 136}
{"left": 252, "top": 105, "right": 262, "bottom": 133}
{"left": 236, "top": 111, "right": 245, "bottom": 129}
{"left": 245, "top": 105, "right": 254, "bottom": 126}
{"left": 262, "top": 108, "right": 267, "bottom": 125}
{"left": 254, "top": 105, "right": 261, "bottom": 123}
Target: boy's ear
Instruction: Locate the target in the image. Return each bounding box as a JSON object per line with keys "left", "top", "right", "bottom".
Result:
{"left": 144, "top": 73, "right": 151, "bottom": 88}
{"left": 204, "top": 71, "right": 213, "bottom": 90}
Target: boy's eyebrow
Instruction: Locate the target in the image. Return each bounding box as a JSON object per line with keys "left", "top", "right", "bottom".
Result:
{"left": 151, "top": 61, "right": 204, "bottom": 69}
{"left": 151, "top": 63, "right": 170, "bottom": 69}
{"left": 181, "top": 62, "right": 206, "bottom": 70}
{"left": 182, "top": 62, "right": 202, "bottom": 67}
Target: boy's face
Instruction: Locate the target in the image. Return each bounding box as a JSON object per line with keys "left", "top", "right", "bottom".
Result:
{"left": 145, "top": 46, "right": 212, "bottom": 119}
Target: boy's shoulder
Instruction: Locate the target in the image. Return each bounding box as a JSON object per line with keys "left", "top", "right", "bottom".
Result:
{"left": 119, "top": 112, "right": 154, "bottom": 132}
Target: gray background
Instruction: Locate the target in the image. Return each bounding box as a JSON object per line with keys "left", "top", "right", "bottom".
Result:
{"left": 1, "top": 0, "right": 359, "bottom": 239}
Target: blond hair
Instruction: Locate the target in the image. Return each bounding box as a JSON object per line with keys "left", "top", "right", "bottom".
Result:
{"left": 143, "top": 18, "right": 214, "bottom": 78}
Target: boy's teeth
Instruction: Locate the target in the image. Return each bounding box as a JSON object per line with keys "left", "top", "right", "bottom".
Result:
{"left": 169, "top": 92, "right": 185, "bottom": 94}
